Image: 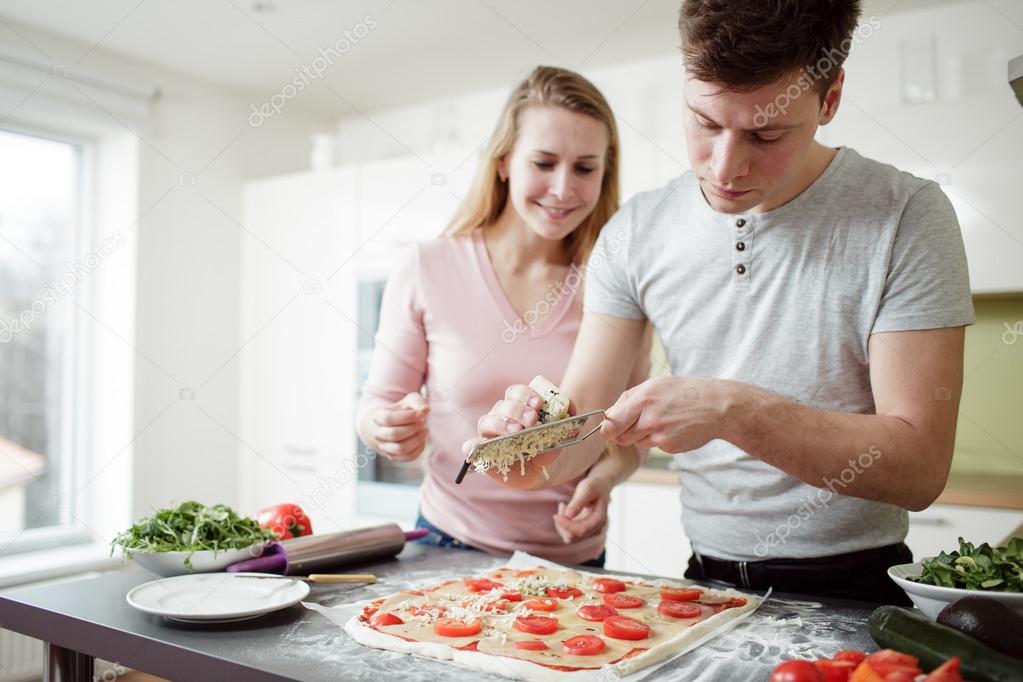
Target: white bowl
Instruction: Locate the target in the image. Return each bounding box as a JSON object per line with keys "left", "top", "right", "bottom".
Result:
{"left": 888, "top": 562, "right": 1023, "bottom": 620}
{"left": 128, "top": 546, "right": 262, "bottom": 577}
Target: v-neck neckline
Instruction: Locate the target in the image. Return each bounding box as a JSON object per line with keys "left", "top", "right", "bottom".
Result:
{"left": 471, "top": 228, "right": 577, "bottom": 339}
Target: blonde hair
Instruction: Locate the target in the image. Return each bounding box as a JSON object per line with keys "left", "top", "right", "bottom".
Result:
{"left": 443, "top": 66, "right": 620, "bottom": 266}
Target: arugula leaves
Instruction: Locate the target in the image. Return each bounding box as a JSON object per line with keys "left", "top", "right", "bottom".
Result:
{"left": 111, "top": 501, "right": 276, "bottom": 565}
{"left": 912, "top": 536, "right": 1023, "bottom": 592}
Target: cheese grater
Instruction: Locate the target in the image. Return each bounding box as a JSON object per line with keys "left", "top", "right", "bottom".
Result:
{"left": 455, "top": 409, "right": 606, "bottom": 484}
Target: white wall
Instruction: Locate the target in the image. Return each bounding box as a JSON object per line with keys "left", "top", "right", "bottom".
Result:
{"left": 332, "top": 54, "right": 690, "bottom": 201}
{"left": 814, "top": 1, "right": 1022, "bottom": 293}
{"left": 0, "top": 19, "right": 336, "bottom": 527}
{"left": 130, "top": 70, "right": 334, "bottom": 519}
{"left": 334, "top": 0, "right": 1023, "bottom": 294}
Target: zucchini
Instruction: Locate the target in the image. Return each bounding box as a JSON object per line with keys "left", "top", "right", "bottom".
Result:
{"left": 869, "top": 605, "right": 1023, "bottom": 682}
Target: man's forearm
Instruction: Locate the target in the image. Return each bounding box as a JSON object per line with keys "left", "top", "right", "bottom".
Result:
{"left": 721, "top": 381, "right": 953, "bottom": 511}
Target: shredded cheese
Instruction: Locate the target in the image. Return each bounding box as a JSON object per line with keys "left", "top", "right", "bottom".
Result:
{"left": 469, "top": 376, "right": 574, "bottom": 481}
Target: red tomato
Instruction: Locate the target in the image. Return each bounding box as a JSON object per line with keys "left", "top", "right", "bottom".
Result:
{"left": 657, "top": 600, "right": 702, "bottom": 619}
{"left": 464, "top": 578, "right": 503, "bottom": 593}
{"left": 602, "top": 615, "right": 652, "bottom": 641}
{"left": 816, "top": 660, "right": 856, "bottom": 682}
{"left": 863, "top": 650, "right": 921, "bottom": 678}
{"left": 770, "top": 660, "right": 826, "bottom": 682}
{"left": 523, "top": 598, "right": 559, "bottom": 612}
{"left": 660, "top": 587, "right": 702, "bottom": 602}
{"left": 577, "top": 604, "right": 618, "bottom": 622}
{"left": 433, "top": 618, "right": 482, "bottom": 638}
{"left": 546, "top": 586, "right": 584, "bottom": 599}
{"left": 514, "top": 640, "right": 549, "bottom": 651}
{"left": 256, "top": 503, "right": 313, "bottom": 540}
{"left": 834, "top": 651, "right": 867, "bottom": 665}
{"left": 501, "top": 590, "right": 523, "bottom": 602}
{"left": 864, "top": 651, "right": 919, "bottom": 668}
{"left": 924, "top": 658, "right": 961, "bottom": 682}
{"left": 370, "top": 612, "right": 403, "bottom": 627}
{"left": 409, "top": 604, "right": 446, "bottom": 619}
{"left": 514, "top": 615, "right": 559, "bottom": 636}
{"left": 592, "top": 578, "right": 627, "bottom": 593}
{"left": 602, "top": 593, "right": 645, "bottom": 609}
{"left": 562, "top": 634, "right": 606, "bottom": 656}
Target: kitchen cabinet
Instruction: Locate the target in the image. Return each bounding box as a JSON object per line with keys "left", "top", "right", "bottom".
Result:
{"left": 906, "top": 503, "right": 1022, "bottom": 560}
{"left": 606, "top": 481, "right": 691, "bottom": 578}
{"left": 239, "top": 167, "right": 360, "bottom": 533}
{"left": 239, "top": 155, "right": 475, "bottom": 533}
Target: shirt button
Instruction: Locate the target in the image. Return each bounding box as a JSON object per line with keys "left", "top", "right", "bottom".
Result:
{"left": 736, "top": 241, "right": 746, "bottom": 251}
{"left": 736, "top": 264, "right": 747, "bottom": 275}
{"left": 736, "top": 218, "right": 746, "bottom": 228}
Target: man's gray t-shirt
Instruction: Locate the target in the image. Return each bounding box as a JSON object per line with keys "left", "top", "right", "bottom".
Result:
{"left": 585, "top": 147, "right": 975, "bottom": 562}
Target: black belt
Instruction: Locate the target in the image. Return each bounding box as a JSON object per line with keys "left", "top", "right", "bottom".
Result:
{"left": 693, "top": 543, "right": 910, "bottom": 592}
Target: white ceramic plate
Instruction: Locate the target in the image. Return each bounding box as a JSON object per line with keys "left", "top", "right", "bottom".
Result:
{"left": 888, "top": 562, "right": 1023, "bottom": 620}
{"left": 129, "top": 546, "right": 262, "bottom": 577}
{"left": 126, "top": 572, "right": 309, "bottom": 623}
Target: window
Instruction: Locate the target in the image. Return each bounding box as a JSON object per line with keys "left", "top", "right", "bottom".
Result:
{"left": 0, "top": 128, "right": 83, "bottom": 548}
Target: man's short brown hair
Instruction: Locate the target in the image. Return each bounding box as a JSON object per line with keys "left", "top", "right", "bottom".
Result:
{"left": 679, "top": 0, "right": 863, "bottom": 99}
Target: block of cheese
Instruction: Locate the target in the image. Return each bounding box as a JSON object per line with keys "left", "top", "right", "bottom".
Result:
{"left": 528, "top": 375, "right": 569, "bottom": 424}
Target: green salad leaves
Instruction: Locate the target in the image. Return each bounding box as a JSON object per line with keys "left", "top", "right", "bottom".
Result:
{"left": 912, "top": 536, "right": 1023, "bottom": 592}
{"left": 111, "top": 501, "right": 276, "bottom": 562}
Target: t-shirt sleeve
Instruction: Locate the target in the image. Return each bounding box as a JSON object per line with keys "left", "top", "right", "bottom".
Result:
{"left": 872, "top": 182, "right": 975, "bottom": 334}
{"left": 357, "top": 244, "right": 428, "bottom": 418}
{"left": 583, "top": 200, "right": 646, "bottom": 320}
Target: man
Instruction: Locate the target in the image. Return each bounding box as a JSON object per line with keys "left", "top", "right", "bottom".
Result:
{"left": 467, "top": 0, "right": 974, "bottom": 604}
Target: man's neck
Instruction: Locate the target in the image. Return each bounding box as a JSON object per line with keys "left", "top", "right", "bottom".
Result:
{"left": 752, "top": 142, "right": 838, "bottom": 214}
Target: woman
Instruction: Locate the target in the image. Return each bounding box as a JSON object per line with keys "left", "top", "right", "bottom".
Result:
{"left": 356, "top": 65, "right": 648, "bottom": 565}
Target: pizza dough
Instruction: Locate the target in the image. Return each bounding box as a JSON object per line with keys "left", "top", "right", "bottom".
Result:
{"left": 343, "top": 565, "right": 760, "bottom": 681}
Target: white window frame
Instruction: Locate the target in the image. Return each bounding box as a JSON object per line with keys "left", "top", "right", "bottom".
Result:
{"left": 0, "top": 66, "right": 144, "bottom": 583}
{"left": 0, "top": 123, "right": 94, "bottom": 555}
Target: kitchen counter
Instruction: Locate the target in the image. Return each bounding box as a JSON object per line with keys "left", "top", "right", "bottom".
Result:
{"left": 0, "top": 543, "right": 881, "bottom": 682}
{"left": 629, "top": 466, "right": 1023, "bottom": 510}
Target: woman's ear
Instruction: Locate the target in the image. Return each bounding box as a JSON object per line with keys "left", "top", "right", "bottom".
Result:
{"left": 497, "top": 156, "right": 508, "bottom": 182}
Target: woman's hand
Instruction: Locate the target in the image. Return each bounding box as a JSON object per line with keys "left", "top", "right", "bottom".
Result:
{"left": 553, "top": 473, "right": 612, "bottom": 544}
{"left": 368, "top": 392, "right": 430, "bottom": 462}
{"left": 463, "top": 384, "right": 563, "bottom": 489}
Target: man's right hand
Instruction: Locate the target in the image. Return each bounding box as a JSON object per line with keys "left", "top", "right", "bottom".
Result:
{"left": 369, "top": 392, "right": 430, "bottom": 462}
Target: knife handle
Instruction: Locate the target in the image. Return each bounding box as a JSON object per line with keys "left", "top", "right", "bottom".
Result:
{"left": 307, "top": 573, "right": 377, "bottom": 584}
